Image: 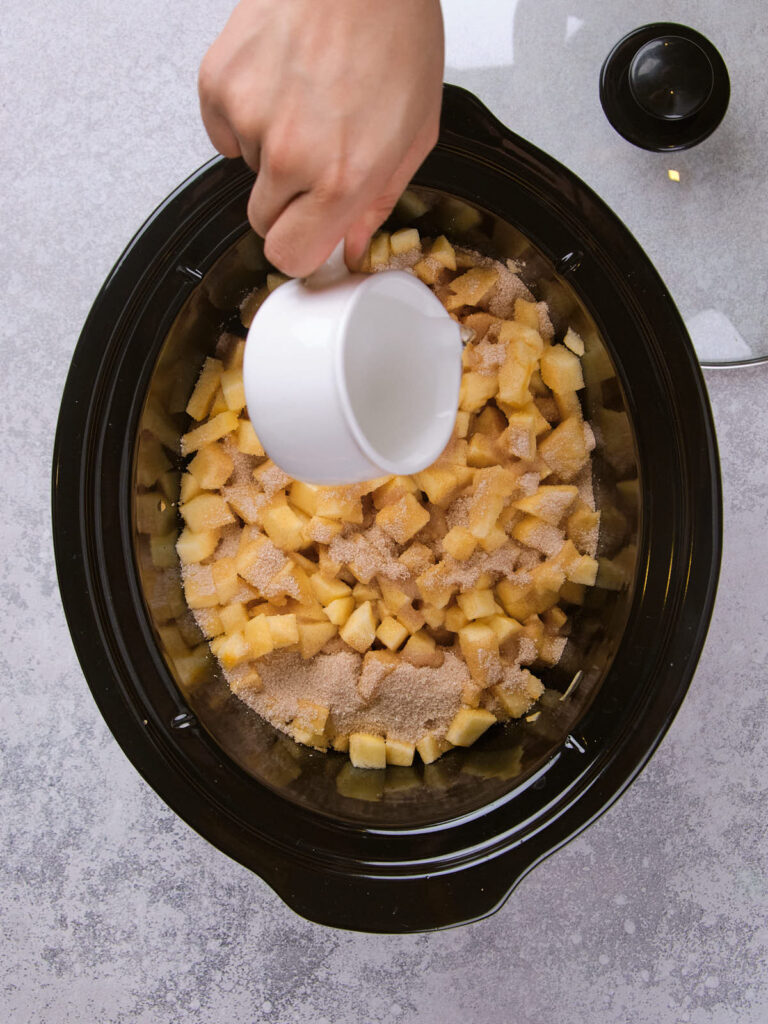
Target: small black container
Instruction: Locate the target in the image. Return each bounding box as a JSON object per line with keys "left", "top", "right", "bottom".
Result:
{"left": 52, "top": 85, "right": 721, "bottom": 932}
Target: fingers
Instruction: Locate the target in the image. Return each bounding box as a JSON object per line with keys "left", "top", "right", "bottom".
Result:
{"left": 344, "top": 120, "right": 440, "bottom": 268}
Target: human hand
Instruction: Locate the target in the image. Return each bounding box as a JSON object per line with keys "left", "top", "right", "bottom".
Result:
{"left": 199, "top": 0, "right": 444, "bottom": 277}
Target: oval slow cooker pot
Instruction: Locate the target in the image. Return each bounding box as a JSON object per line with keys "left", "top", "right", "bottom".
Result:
{"left": 52, "top": 85, "right": 721, "bottom": 932}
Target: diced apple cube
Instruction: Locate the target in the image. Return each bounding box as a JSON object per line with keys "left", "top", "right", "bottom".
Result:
{"left": 512, "top": 515, "right": 565, "bottom": 557}
{"left": 376, "top": 616, "right": 409, "bottom": 651}
{"left": 309, "top": 573, "right": 351, "bottom": 606}
{"left": 442, "top": 526, "right": 477, "bottom": 561}
{"left": 385, "top": 738, "right": 416, "bottom": 767}
{"left": 390, "top": 227, "right": 421, "bottom": 254}
{"left": 498, "top": 319, "right": 545, "bottom": 358}
{"left": 540, "top": 344, "right": 585, "bottom": 394}
{"left": 220, "top": 367, "right": 246, "bottom": 412}
{"left": 339, "top": 601, "right": 377, "bottom": 653}
{"left": 429, "top": 234, "right": 457, "bottom": 270}
{"left": 413, "top": 466, "right": 462, "bottom": 507}
{"left": 479, "top": 524, "right": 508, "bottom": 553}
{"left": 181, "top": 410, "right": 238, "bottom": 456}
{"left": 422, "top": 605, "right": 445, "bottom": 630}
{"left": 265, "top": 613, "right": 299, "bottom": 648}
{"left": 446, "top": 707, "right": 496, "bottom": 746}
{"left": 179, "top": 473, "right": 201, "bottom": 504}
{"left": 352, "top": 582, "right": 380, "bottom": 604}
{"left": 180, "top": 493, "right": 235, "bottom": 533}
{"left": 306, "top": 515, "right": 344, "bottom": 543}
{"left": 498, "top": 341, "right": 537, "bottom": 407}
{"left": 185, "top": 356, "right": 223, "bottom": 421}
{"left": 457, "top": 589, "right": 499, "bottom": 620}
{"left": 444, "top": 605, "right": 469, "bottom": 632}
{"left": 315, "top": 489, "right": 363, "bottom": 523}
{"left": 214, "top": 631, "right": 252, "bottom": 670}
{"left": 288, "top": 480, "right": 319, "bottom": 516}
{"left": 182, "top": 565, "right": 219, "bottom": 609}
{"left": 454, "top": 410, "right": 471, "bottom": 438}
{"left": 375, "top": 493, "right": 430, "bottom": 544}
{"left": 208, "top": 556, "right": 238, "bottom": 603}
{"left": 415, "top": 563, "right": 455, "bottom": 609}
{"left": 293, "top": 699, "right": 329, "bottom": 735}
{"left": 369, "top": 477, "right": 412, "bottom": 511}
{"left": 401, "top": 630, "right": 444, "bottom": 668}
{"left": 458, "top": 623, "right": 499, "bottom": 684}
{"left": 261, "top": 504, "right": 306, "bottom": 551}
{"left": 484, "top": 614, "right": 523, "bottom": 645}
{"left": 537, "top": 416, "right": 588, "bottom": 481}
{"left": 496, "top": 579, "right": 536, "bottom": 621}
{"left": 188, "top": 442, "right": 234, "bottom": 490}
{"left": 563, "top": 327, "right": 585, "bottom": 356}
{"left": 236, "top": 419, "right": 265, "bottom": 456}
{"left": 244, "top": 614, "right": 275, "bottom": 658}
{"left": 416, "top": 732, "right": 452, "bottom": 765}
{"left": 569, "top": 554, "right": 599, "bottom": 585}
{"left": 219, "top": 602, "right": 249, "bottom": 634}
{"left": 349, "top": 732, "right": 386, "bottom": 769}
{"left": 513, "top": 484, "right": 578, "bottom": 525}
{"left": 567, "top": 506, "right": 601, "bottom": 552}
{"left": 466, "top": 433, "right": 497, "bottom": 467}
{"left": 368, "top": 232, "right": 391, "bottom": 268}
{"left": 175, "top": 527, "right": 219, "bottom": 564}
{"left": 499, "top": 411, "right": 537, "bottom": 460}
{"left": 445, "top": 267, "right": 499, "bottom": 310}
{"left": 324, "top": 595, "right": 355, "bottom": 626}
{"left": 398, "top": 542, "right": 434, "bottom": 574}
{"left": 412, "top": 258, "right": 442, "bottom": 285}
{"left": 513, "top": 298, "right": 541, "bottom": 330}
{"left": 395, "top": 602, "right": 426, "bottom": 634}
{"left": 459, "top": 371, "right": 498, "bottom": 412}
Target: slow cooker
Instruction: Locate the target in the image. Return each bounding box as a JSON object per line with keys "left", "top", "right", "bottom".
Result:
{"left": 52, "top": 85, "right": 720, "bottom": 932}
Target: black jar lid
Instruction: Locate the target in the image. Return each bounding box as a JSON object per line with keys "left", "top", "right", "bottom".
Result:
{"left": 600, "top": 23, "right": 730, "bottom": 153}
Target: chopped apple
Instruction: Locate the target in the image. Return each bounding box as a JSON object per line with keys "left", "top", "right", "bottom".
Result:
{"left": 446, "top": 707, "right": 496, "bottom": 746}
{"left": 376, "top": 615, "right": 409, "bottom": 651}
{"left": 220, "top": 366, "right": 246, "bottom": 412}
{"left": 416, "top": 732, "right": 452, "bottom": 765}
{"left": 236, "top": 418, "right": 265, "bottom": 456}
{"left": 185, "top": 356, "right": 223, "bottom": 421}
{"left": 324, "top": 595, "right": 355, "bottom": 626}
{"left": 188, "top": 442, "right": 234, "bottom": 490}
{"left": 390, "top": 227, "right": 421, "bottom": 254}
{"left": 375, "top": 493, "right": 430, "bottom": 544}
{"left": 244, "top": 614, "right": 275, "bottom": 658}
{"left": 385, "top": 738, "right": 416, "bottom": 766}
{"left": 401, "top": 630, "right": 444, "bottom": 668}
{"left": 457, "top": 588, "right": 499, "bottom": 621}
{"left": 349, "top": 732, "right": 386, "bottom": 769}
{"left": 459, "top": 371, "right": 498, "bottom": 412}
{"left": 339, "top": 601, "right": 377, "bottom": 653}
{"left": 176, "top": 527, "right": 219, "bottom": 564}
{"left": 219, "top": 602, "right": 249, "bottom": 634}
{"left": 180, "top": 410, "right": 239, "bottom": 455}
{"left": 261, "top": 504, "right": 306, "bottom": 551}
{"left": 458, "top": 622, "right": 499, "bottom": 684}
{"left": 442, "top": 526, "right": 478, "bottom": 561}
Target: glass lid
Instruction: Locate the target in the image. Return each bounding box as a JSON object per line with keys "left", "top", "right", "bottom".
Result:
{"left": 442, "top": 0, "right": 767, "bottom": 367}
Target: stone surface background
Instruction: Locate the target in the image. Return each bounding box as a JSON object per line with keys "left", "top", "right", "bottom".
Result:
{"left": 2, "top": 2, "right": 766, "bottom": 1022}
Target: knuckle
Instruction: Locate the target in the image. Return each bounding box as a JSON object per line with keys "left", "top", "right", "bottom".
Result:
{"left": 264, "top": 234, "right": 303, "bottom": 277}
{"left": 197, "top": 52, "right": 221, "bottom": 103}
{"left": 315, "top": 162, "right": 358, "bottom": 206}
{"left": 263, "top": 137, "right": 301, "bottom": 179}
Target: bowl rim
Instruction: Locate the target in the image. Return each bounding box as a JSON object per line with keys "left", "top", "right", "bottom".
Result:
{"left": 52, "top": 83, "right": 721, "bottom": 932}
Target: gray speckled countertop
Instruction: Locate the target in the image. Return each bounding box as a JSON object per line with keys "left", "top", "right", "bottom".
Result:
{"left": 2, "top": 2, "right": 767, "bottom": 1022}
